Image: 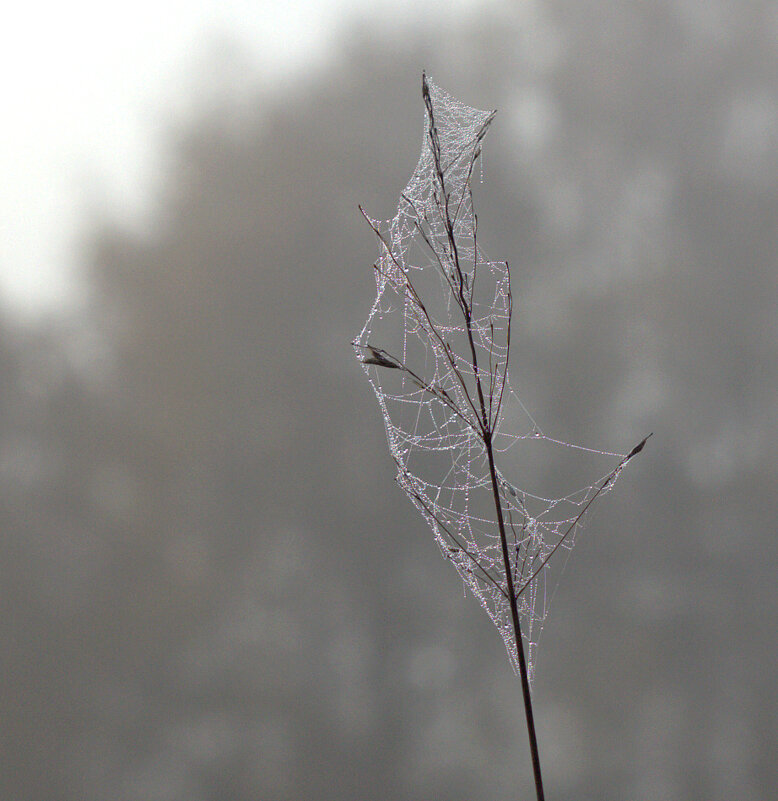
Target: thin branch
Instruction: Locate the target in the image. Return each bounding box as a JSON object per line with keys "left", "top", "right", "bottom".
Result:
{"left": 404, "top": 479, "right": 508, "bottom": 599}
{"left": 422, "top": 87, "right": 491, "bottom": 434}
{"left": 492, "top": 267, "right": 512, "bottom": 431}
{"left": 516, "top": 434, "right": 653, "bottom": 598}
{"left": 422, "top": 74, "right": 546, "bottom": 800}
{"left": 355, "top": 342, "right": 480, "bottom": 435}
{"left": 359, "top": 206, "right": 484, "bottom": 431}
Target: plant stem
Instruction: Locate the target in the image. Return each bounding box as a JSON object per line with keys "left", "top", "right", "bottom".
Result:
{"left": 485, "top": 435, "right": 545, "bottom": 801}
{"left": 421, "top": 74, "right": 545, "bottom": 798}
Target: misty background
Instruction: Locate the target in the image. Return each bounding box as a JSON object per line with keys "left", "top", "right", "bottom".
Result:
{"left": 2, "top": 1, "right": 776, "bottom": 799}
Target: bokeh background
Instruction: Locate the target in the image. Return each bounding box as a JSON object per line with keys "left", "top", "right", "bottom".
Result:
{"left": 2, "top": 1, "right": 776, "bottom": 799}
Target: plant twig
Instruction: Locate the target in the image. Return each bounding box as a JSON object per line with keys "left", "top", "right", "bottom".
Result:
{"left": 422, "top": 71, "right": 546, "bottom": 800}
{"left": 517, "top": 434, "right": 653, "bottom": 598}
{"left": 356, "top": 73, "right": 651, "bottom": 801}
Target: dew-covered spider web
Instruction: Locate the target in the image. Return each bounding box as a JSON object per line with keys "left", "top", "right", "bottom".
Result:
{"left": 354, "top": 75, "right": 648, "bottom": 682}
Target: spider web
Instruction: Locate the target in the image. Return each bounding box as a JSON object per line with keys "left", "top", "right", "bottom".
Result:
{"left": 354, "top": 75, "right": 644, "bottom": 681}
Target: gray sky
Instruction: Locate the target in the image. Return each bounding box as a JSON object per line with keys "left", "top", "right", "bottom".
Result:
{"left": 1, "top": 0, "right": 497, "bottom": 316}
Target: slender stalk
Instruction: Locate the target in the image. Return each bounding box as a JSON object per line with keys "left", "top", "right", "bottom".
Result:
{"left": 485, "top": 435, "right": 545, "bottom": 801}
{"left": 421, "top": 75, "right": 546, "bottom": 799}
{"left": 358, "top": 75, "right": 652, "bottom": 801}
{"left": 417, "top": 82, "right": 546, "bottom": 798}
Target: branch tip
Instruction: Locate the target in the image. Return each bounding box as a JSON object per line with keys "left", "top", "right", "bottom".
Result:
{"left": 360, "top": 344, "right": 401, "bottom": 369}
{"left": 626, "top": 433, "right": 653, "bottom": 461}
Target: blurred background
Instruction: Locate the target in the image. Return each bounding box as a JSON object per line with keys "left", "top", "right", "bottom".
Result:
{"left": 2, "top": 1, "right": 776, "bottom": 799}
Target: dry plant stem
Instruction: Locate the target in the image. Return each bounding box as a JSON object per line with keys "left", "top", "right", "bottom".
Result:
{"left": 467, "top": 325, "right": 546, "bottom": 800}
{"left": 358, "top": 75, "right": 652, "bottom": 801}
{"left": 516, "top": 434, "right": 652, "bottom": 597}
{"left": 485, "top": 437, "right": 545, "bottom": 801}
{"left": 422, "top": 76, "right": 546, "bottom": 801}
